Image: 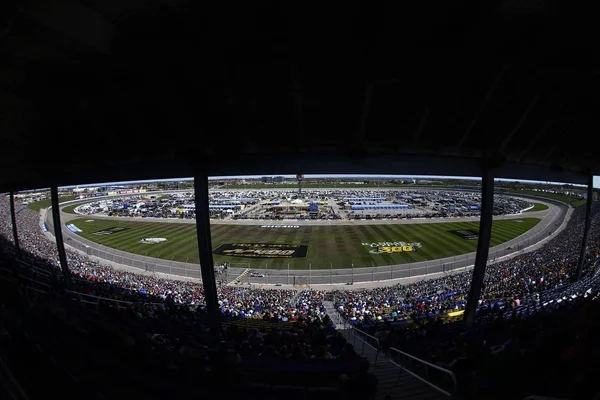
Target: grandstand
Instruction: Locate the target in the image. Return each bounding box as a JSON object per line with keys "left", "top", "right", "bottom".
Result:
{"left": 2, "top": 2, "right": 600, "bottom": 400}
{"left": 2, "top": 186, "right": 598, "bottom": 399}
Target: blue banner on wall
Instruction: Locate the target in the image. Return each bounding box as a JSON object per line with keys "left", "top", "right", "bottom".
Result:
{"left": 65, "top": 224, "right": 82, "bottom": 233}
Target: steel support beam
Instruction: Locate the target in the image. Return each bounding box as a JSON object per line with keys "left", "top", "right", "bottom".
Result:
{"left": 50, "top": 186, "right": 71, "bottom": 285}
{"left": 9, "top": 191, "right": 20, "bottom": 255}
{"left": 464, "top": 168, "right": 494, "bottom": 326}
{"left": 356, "top": 80, "right": 375, "bottom": 146}
{"left": 411, "top": 107, "right": 429, "bottom": 145}
{"left": 499, "top": 94, "right": 539, "bottom": 154}
{"left": 516, "top": 119, "right": 553, "bottom": 162}
{"left": 576, "top": 175, "right": 594, "bottom": 281}
{"left": 194, "top": 173, "right": 221, "bottom": 337}
{"left": 456, "top": 65, "right": 510, "bottom": 149}
{"left": 291, "top": 63, "right": 305, "bottom": 146}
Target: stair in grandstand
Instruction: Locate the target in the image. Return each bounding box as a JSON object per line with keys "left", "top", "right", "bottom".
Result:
{"left": 289, "top": 290, "right": 303, "bottom": 305}
{"left": 328, "top": 305, "right": 445, "bottom": 400}
{"left": 323, "top": 300, "right": 346, "bottom": 327}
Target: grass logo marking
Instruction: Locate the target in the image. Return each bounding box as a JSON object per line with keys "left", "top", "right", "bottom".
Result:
{"left": 362, "top": 241, "right": 421, "bottom": 254}
{"left": 260, "top": 225, "right": 300, "bottom": 228}
{"left": 214, "top": 243, "right": 309, "bottom": 258}
{"left": 448, "top": 229, "right": 479, "bottom": 240}
{"left": 138, "top": 238, "right": 168, "bottom": 244}
{"left": 93, "top": 226, "right": 129, "bottom": 235}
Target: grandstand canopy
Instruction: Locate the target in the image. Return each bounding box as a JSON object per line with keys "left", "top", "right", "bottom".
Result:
{"left": 0, "top": 0, "right": 599, "bottom": 190}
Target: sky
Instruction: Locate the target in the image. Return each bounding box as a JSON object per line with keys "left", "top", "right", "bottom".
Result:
{"left": 57, "top": 174, "right": 595, "bottom": 189}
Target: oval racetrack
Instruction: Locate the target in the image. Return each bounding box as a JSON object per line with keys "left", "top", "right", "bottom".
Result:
{"left": 46, "top": 192, "right": 569, "bottom": 287}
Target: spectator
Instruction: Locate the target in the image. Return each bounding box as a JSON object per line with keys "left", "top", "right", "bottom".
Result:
{"left": 339, "top": 359, "right": 378, "bottom": 400}
{"left": 337, "top": 343, "right": 360, "bottom": 360}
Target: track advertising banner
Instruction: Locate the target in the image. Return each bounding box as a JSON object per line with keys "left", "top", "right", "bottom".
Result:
{"left": 213, "top": 243, "right": 308, "bottom": 258}
{"left": 362, "top": 241, "right": 421, "bottom": 254}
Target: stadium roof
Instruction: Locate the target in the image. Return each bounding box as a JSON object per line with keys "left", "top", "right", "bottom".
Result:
{"left": 1, "top": 1, "right": 599, "bottom": 191}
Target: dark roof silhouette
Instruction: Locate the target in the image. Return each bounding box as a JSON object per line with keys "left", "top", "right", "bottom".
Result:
{"left": 0, "top": 0, "right": 597, "bottom": 189}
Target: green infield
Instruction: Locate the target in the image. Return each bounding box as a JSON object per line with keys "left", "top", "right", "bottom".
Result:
{"left": 62, "top": 203, "right": 80, "bottom": 214}
{"left": 67, "top": 217, "right": 541, "bottom": 270}
{"left": 63, "top": 195, "right": 170, "bottom": 214}
{"left": 525, "top": 203, "right": 549, "bottom": 212}
{"left": 507, "top": 189, "right": 585, "bottom": 207}
{"left": 28, "top": 196, "right": 76, "bottom": 212}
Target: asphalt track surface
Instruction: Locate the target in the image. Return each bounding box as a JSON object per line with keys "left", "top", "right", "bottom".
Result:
{"left": 47, "top": 191, "right": 568, "bottom": 287}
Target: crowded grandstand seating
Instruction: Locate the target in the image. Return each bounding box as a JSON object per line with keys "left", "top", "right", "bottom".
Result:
{"left": 331, "top": 203, "right": 600, "bottom": 327}
{"left": 2, "top": 197, "right": 376, "bottom": 399}
{"left": 2, "top": 194, "right": 600, "bottom": 399}
{"left": 1, "top": 197, "right": 330, "bottom": 320}
{"left": 326, "top": 202, "right": 600, "bottom": 399}
{"left": 0, "top": 254, "right": 376, "bottom": 399}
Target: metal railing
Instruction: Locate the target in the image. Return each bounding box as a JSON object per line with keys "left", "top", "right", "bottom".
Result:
{"left": 389, "top": 346, "right": 457, "bottom": 397}
{"left": 0, "top": 266, "right": 141, "bottom": 310}
{"left": 342, "top": 318, "right": 457, "bottom": 396}
{"left": 65, "top": 290, "right": 134, "bottom": 305}
{"left": 0, "top": 353, "right": 29, "bottom": 400}
{"left": 345, "top": 324, "right": 380, "bottom": 365}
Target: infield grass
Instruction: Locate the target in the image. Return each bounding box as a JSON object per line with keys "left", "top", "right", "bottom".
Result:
{"left": 525, "top": 203, "right": 549, "bottom": 212}
{"left": 68, "top": 217, "right": 540, "bottom": 270}
{"left": 508, "top": 189, "right": 585, "bottom": 207}
{"left": 62, "top": 203, "right": 81, "bottom": 214}
{"left": 28, "top": 196, "right": 76, "bottom": 212}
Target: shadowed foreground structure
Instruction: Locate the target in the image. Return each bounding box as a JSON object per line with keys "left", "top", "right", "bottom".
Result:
{"left": 2, "top": 0, "right": 600, "bottom": 399}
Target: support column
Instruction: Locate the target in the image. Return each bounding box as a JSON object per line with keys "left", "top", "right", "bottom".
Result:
{"left": 50, "top": 186, "right": 71, "bottom": 286}
{"left": 576, "top": 175, "right": 594, "bottom": 281}
{"left": 464, "top": 168, "right": 494, "bottom": 326}
{"left": 194, "top": 173, "right": 221, "bottom": 336}
{"left": 9, "top": 191, "right": 20, "bottom": 256}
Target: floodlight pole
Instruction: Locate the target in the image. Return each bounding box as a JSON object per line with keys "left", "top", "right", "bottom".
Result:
{"left": 194, "top": 172, "right": 221, "bottom": 337}
{"left": 50, "top": 186, "right": 71, "bottom": 287}
{"left": 464, "top": 167, "right": 494, "bottom": 326}
{"left": 576, "top": 175, "right": 594, "bottom": 281}
{"left": 9, "top": 191, "right": 20, "bottom": 256}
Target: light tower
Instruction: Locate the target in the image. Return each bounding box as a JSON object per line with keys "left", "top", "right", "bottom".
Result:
{"left": 296, "top": 174, "right": 304, "bottom": 194}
